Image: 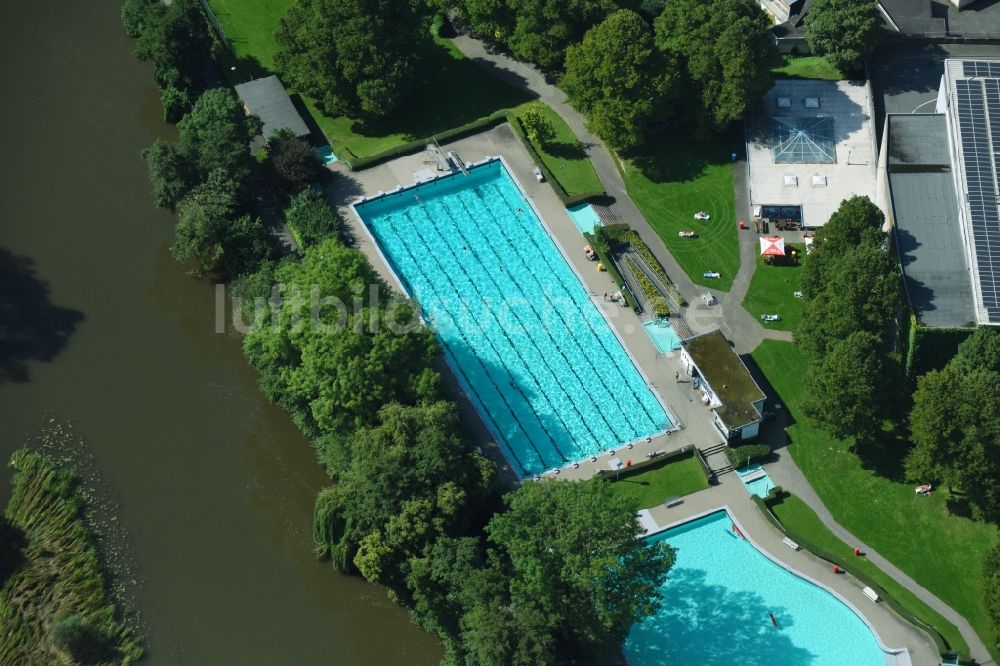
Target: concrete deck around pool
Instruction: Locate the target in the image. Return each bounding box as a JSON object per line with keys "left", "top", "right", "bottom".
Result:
{"left": 642, "top": 467, "right": 941, "bottom": 666}
{"left": 331, "top": 123, "right": 721, "bottom": 483}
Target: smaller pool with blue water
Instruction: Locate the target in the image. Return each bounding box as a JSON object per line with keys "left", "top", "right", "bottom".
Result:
{"left": 736, "top": 465, "right": 776, "bottom": 498}
{"left": 626, "top": 510, "right": 885, "bottom": 665}
{"left": 314, "top": 145, "right": 339, "bottom": 165}
{"left": 566, "top": 203, "right": 602, "bottom": 235}
{"left": 642, "top": 320, "right": 681, "bottom": 352}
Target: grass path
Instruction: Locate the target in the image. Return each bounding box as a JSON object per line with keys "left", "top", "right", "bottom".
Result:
{"left": 770, "top": 494, "right": 969, "bottom": 656}
{"left": 752, "top": 340, "right": 1000, "bottom": 662}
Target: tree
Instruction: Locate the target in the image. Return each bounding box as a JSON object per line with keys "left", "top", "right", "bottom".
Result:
{"left": 266, "top": 130, "right": 324, "bottom": 195}
{"left": 480, "top": 479, "right": 675, "bottom": 664}
{"left": 794, "top": 240, "right": 903, "bottom": 359}
{"left": 173, "top": 170, "right": 272, "bottom": 275}
{"left": 284, "top": 188, "right": 340, "bottom": 248}
{"left": 800, "top": 195, "right": 885, "bottom": 298}
{"left": 121, "top": 0, "right": 157, "bottom": 38}
{"left": 243, "top": 238, "right": 441, "bottom": 437}
{"left": 275, "top": 0, "right": 433, "bottom": 119}
{"left": 562, "top": 10, "right": 678, "bottom": 151}
{"left": 458, "top": 0, "right": 619, "bottom": 70}
{"left": 313, "top": 401, "right": 494, "bottom": 589}
{"left": 177, "top": 88, "right": 261, "bottom": 184}
{"left": 801, "top": 331, "right": 903, "bottom": 445}
{"left": 519, "top": 104, "right": 555, "bottom": 147}
{"left": 143, "top": 139, "right": 194, "bottom": 210}
{"left": 160, "top": 85, "right": 191, "bottom": 124}
{"left": 906, "top": 328, "right": 1000, "bottom": 519}
{"left": 984, "top": 542, "right": 1000, "bottom": 648}
{"left": 133, "top": 0, "right": 212, "bottom": 92}
{"left": 806, "top": 0, "right": 880, "bottom": 74}
{"left": 654, "top": 0, "right": 774, "bottom": 131}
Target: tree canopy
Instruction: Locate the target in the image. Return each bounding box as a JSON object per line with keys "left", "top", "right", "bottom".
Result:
{"left": 654, "top": 0, "right": 774, "bottom": 131}
{"left": 984, "top": 541, "right": 1000, "bottom": 647}
{"left": 275, "top": 0, "right": 433, "bottom": 119}
{"left": 806, "top": 0, "right": 880, "bottom": 74}
{"left": 800, "top": 195, "right": 885, "bottom": 299}
{"left": 802, "top": 331, "right": 903, "bottom": 445}
{"left": 143, "top": 140, "right": 194, "bottom": 210}
{"left": 242, "top": 238, "right": 440, "bottom": 438}
{"left": 132, "top": 0, "right": 213, "bottom": 93}
{"left": 176, "top": 88, "right": 261, "bottom": 185}
{"left": 906, "top": 328, "right": 1000, "bottom": 520}
{"left": 459, "top": 0, "right": 619, "bottom": 70}
{"left": 313, "top": 401, "right": 495, "bottom": 585}
{"left": 266, "top": 130, "right": 324, "bottom": 195}
{"left": 284, "top": 188, "right": 340, "bottom": 248}
{"left": 562, "top": 10, "right": 677, "bottom": 151}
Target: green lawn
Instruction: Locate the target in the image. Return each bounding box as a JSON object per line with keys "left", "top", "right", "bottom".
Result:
{"left": 620, "top": 133, "right": 739, "bottom": 291}
{"left": 770, "top": 494, "right": 969, "bottom": 656}
{"left": 771, "top": 55, "right": 845, "bottom": 81}
{"left": 741, "top": 244, "right": 807, "bottom": 331}
{"left": 606, "top": 454, "right": 710, "bottom": 510}
{"left": 752, "top": 340, "right": 1000, "bottom": 662}
{"left": 208, "top": 1, "right": 534, "bottom": 160}
{"left": 510, "top": 104, "right": 603, "bottom": 197}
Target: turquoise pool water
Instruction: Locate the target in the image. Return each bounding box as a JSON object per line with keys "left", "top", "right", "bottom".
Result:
{"left": 355, "top": 160, "right": 670, "bottom": 476}
{"left": 737, "top": 465, "right": 776, "bottom": 498}
{"left": 567, "top": 203, "right": 602, "bottom": 234}
{"left": 314, "top": 145, "right": 338, "bottom": 165}
{"left": 626, "top": 510, "right": 884, "bottom": 666}
{"left": 642, "top": 320, "right": 681, "bottom": 352}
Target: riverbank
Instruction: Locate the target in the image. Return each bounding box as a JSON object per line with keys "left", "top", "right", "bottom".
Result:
{"left": 0, "top": 449, "right": 142, "bottom": 664}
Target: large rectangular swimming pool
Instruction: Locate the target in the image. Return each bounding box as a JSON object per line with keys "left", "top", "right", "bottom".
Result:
{"left": 354, "top": 159, "right": 670, "bottom": 476}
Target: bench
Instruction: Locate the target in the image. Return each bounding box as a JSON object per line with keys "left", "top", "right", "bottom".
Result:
{"left": 782, "top": 537, "right": 800, "bottom": 551}
{"left": 664, "top": 496, "right": 683, "bottom": 508}
{"left": 862, "top": 586, "right": 880, "bottom": 603}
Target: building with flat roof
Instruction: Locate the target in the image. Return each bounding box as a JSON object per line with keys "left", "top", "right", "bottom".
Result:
{"left": 747, "top": 80, "right": 877, "bottom": 228}
{"left": 234, "top": 75, "right": 310, "bottom": 142}
{"left": 877, "top": 114, "right": 976, "bottom": 327}
{"left": 679, "top": 330, "right": 766, "bottom": 443}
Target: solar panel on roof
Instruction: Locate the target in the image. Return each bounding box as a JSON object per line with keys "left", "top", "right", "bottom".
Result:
{"left": 955, "top": 73, "right": 1000, "bottom": 323}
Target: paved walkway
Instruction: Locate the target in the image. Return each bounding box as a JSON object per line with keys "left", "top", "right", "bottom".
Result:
{"left": 448, "top": 33, "right": 989, "bottom": 664}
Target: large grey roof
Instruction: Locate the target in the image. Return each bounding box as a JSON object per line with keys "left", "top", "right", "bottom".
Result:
{"left": 234, "top": 75, "right": 310, "bottom": 139}
{"left": 886, "top": 113, "right": 976, "bottom": 328}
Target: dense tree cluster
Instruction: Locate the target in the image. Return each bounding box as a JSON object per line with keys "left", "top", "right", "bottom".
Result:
{"left": 653, "top": 0, "right": 774, "bottom": 132}
{"left": 806, "top": 0, "right": 881, "bottom": 74}
{"left": 796, "top": 196, "right": 906, "bottom": 447}
{"left": 125, "top": 0, "right": 214, "bottom": 121}
{"left": 267, "top": 130, "right": 325, "bottom": 196}
{"left": 562, "top": 10, "right": 678, "bottom": 151}
{"left": 459, "top": 0, "right": 619, "bottom": 70}
{"left": 283, "top": 188, "right": 340, "bottom": 248}
{"left": 275, "top": 0, "right": 434, "bottom": 119}
{"left": 142, "top": 89, "right": 273, "bottom": 276}
{"left": 906, "top": 329, "right": 1000, "bottom": 520}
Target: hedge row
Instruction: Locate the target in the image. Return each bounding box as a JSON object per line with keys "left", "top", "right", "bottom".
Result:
{"left": 724, "top": 444, "right": 771, "bottom": 469}
{"left": 595, "top": 445, "right": 701, "bottom": 482}
{"left": 342, "top": 111, "right": 511, "bottom": 170}
{"left": 752, "top": 491, "right": 961, "bottom": 662}
{"left": 623, "top": 255, "right": 670, "bottom": 318}
{"left": 905, "top": 318, "right": 975, "bottom": 378}
{"left": 508, "top": 116, "right": 604, "bottom": 206}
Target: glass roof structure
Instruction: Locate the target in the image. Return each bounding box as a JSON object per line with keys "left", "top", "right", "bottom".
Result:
{"left": 770, "top": 117, "right": 836, "bottom": 164}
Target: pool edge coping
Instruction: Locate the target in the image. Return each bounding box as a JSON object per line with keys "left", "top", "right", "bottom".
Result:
{"left": 348, "top": 155, "right": 682, "bottom": 479}
{"left": 643, "top": 505, "right": 912, "bottom": 663}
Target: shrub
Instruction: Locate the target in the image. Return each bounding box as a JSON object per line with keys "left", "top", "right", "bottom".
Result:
{"left": 284, "top": 188, "right": 340, "bottom": 248}
{"left": 160, "top": 85, "right": 190, "bottom": 124}
{"left": 725, "top": 444, "right": 771, "bottom": 468}
{"left": 267, "top": 130, "right": 324, "bottom": 195}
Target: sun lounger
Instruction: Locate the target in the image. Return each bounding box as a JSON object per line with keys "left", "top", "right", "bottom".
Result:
{"left": 664, "top": 496, "right": 683, "bottom": 508}
{"left": 782, "top": 536, "right": 800, "bottom": 551}
{"left": 862, "top": 587, "right": 880, "bottom": 603}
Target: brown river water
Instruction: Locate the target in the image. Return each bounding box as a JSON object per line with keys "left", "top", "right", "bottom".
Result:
{"left": 0, "top": 1, "right": 441, "bottom": 663}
